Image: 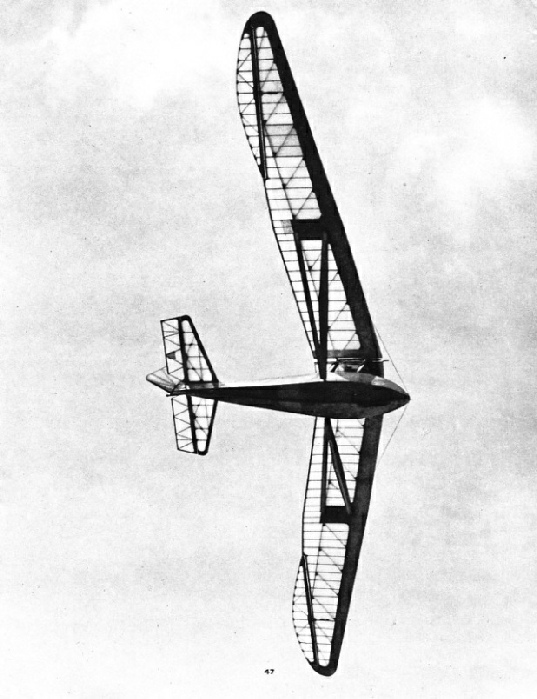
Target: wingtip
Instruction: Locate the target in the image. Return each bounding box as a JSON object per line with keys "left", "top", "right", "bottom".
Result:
{"left": 245, "top": 11, "right": 276, "bottom": 30}
{"left": 311, "top": 661, "right": 338, "bottom": 677}
{"left": 247, "top": 10, "right": 274, "bottom": 22}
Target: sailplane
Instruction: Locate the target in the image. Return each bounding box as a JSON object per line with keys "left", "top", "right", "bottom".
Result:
{"left": 147, "top": 12, "right": 410, "bottom": 676}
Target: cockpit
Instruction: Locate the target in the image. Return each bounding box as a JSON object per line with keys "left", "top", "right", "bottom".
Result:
{"left": 332, "top": 360, "right": 366, "bottom": 374}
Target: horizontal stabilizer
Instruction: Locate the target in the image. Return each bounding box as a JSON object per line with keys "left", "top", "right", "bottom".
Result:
{"left": 159, "top": 316, "right": 219, "bottom": 455}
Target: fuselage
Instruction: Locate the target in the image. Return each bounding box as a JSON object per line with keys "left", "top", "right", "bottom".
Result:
{"left": 147, "top": 369, "right": 410, "bottom": 420}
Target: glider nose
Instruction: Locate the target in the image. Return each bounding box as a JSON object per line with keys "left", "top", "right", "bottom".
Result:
{"left": 389, "top": 387, "right": 410, "bottom": 415}
{"left": 391, "top": 383, "right": 410, "bottom": 408}
{"left": 371, "top": 376, "right": 410, "bottom": 410}
{"left": 146, "top": 367, "right": 177, "bottom": 392}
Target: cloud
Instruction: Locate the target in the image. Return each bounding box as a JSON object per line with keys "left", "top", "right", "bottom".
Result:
{"left": 0, "top": 0, "right": 101, "bottom": 44}
{"left": 437, "top": 97, "right": 534, "bottom": 211}
{"left": 43, "top": 0, "right": 235, "bottom": 109}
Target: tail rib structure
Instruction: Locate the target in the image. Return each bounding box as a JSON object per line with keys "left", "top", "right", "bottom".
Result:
{"left": 161, "top": 316, "right": 218, "bottom": 455}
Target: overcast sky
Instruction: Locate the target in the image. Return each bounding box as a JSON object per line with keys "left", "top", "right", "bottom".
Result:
{"left": 2, "top": 1, "right": 537, "bottom": 697}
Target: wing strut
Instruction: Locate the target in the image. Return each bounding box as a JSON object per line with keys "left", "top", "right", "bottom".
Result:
{"left": 318, "top": 232, "right": 329, "bottom": 377}
{"left": 292, "top": 225, "right": 322, "bottom": 365}
{"left": 326, "top": 420, "right": 352, "bottom": 517}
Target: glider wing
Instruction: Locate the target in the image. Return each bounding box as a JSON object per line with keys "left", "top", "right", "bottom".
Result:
{"left": 237, "top": 12, "right": 382, "bottom": 378}
{"left": 292, "top": 415, "right": 383, "bottom": 675}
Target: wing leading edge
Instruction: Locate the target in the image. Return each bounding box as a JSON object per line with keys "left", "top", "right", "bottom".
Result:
{"left": 293, "top": 416, "right": 383, "bottom": 675}
{"left": 237, "top": 12, "right": 382, "bottom": 378}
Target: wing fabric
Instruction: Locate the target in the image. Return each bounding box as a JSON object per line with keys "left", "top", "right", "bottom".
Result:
{"left": 237, "top": 12, "right": 382, "bottom": 377}
{"left": 292, "top": 415, "right": 383, "bottom": 675}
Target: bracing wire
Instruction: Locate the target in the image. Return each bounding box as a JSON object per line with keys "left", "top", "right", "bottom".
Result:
{"left": 374, "top": 324, "right": 407, "bottom": 392}
{"left": 377, "top": 404, "right": 408, "bottom": 465}
{"left": 373, "top": 323, "right": 409, "bottom": 464}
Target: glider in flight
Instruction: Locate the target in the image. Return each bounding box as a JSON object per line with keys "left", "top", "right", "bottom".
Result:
{"left": 147, "top": 11, "right": 410, "bottom": 676}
